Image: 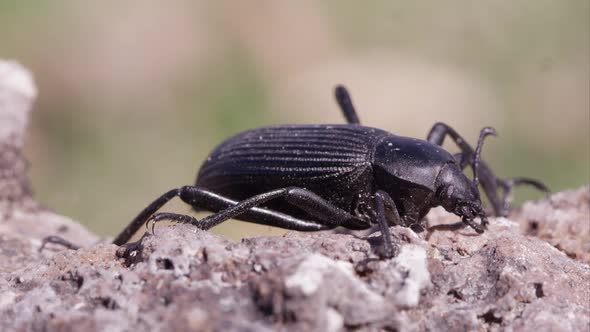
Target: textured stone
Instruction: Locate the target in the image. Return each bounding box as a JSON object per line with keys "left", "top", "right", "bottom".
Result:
{"left": 512, "top": 186, "right": 590, "bottom": 264}
{"left": 0, "top": 61, "right": 36, "bottom": 209}
{"left": 0, "top": 60, "right": 98, "bottom": 274}
{"left": 1, "top": 196, "right": 588, "bottom": 332}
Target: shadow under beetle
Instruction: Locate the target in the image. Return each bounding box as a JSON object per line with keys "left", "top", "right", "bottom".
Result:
{"left": 110, "top": 85, "right": 547, "bottom": 257}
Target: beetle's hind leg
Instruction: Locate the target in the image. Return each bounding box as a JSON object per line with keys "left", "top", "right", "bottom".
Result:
{"left": 115, "top": 186, "right": 323, "bottom": 245}
{"left": 117, "top": 186, "right": 369, "bottom": 245}
{"left": 155, "top": 186, "right": 366, "bottom": 230}
{"left": 145, "top": 212, "right": 199, "bottom": 234}
{"left": 426, "top": 122, "right": 549, "bottom": 216}
{"left": 113, "top": 189, "right": 182, "bottom": 245}
{"left": 334, "top": 85, "right": 361, "bottom": 125}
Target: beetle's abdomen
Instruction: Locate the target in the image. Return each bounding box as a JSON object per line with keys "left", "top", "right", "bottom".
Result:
{"left": 196, "top": 125, "right": 385, "bottom": 211}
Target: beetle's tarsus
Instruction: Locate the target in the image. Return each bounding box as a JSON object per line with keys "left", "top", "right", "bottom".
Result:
{"left": 39, "top": 235, "right": 81, "bottom": 252}
{"left": 376, "top": 244, "right": 397, "bottom": 259}
{"left": 146, "top": 212, "right": 200, "bottom": 235}
{"left": 497, "top": 177, "right": 550, "bottom": 216}
{"left": 114, "top": 188, "right": 180, "bottom": 245}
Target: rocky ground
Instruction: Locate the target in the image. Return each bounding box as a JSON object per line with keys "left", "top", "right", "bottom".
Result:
{"left": 1, "top": 189, "right": 588, "bottom": 332}
{"left": 0, "top": 60, "right": 589, "bottom": 332}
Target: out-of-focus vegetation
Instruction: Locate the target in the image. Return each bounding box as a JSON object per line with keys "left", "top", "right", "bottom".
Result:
{"left": 0, "top": 1, "right": 588, "bottom": 240}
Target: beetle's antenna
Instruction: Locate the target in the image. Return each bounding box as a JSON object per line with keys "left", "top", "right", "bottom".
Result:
{"left": 335, "top": 85, "right": 361, "bottom": 125}
{"left": 473, "top": 127, "right": 497, "bottom": 188}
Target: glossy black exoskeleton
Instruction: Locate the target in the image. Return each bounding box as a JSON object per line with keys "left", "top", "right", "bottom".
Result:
{"left": 110, "top": 85, "right": 548, "bottom": 257}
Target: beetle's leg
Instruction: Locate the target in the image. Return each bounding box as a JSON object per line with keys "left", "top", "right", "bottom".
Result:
{"left": 144, "top": 212, "right": 199, "bottom": 234}
{"left": 373, "top": 190, "right": 400, "bottom": 258}
{"left": 426, "top": 122, "right": 549, "bottom": 216}
{"left": 39, "top": 235, "right": 81, "bottom": 252}
{"left": 113, "top": 189, "right": 181, "bottom": 245}
{"left": 452, "top": 152, "right": 465, "bottom": 166}
{"left": 117, "top": 186, "right": 367, "bottom": 245}
{"left": 427, "top": 122, "right": 503, "bottom": 214}
{"left": 115, "top": 186, "right": 329, "bottom": 245}
{"left": 427, "top": 123, "right": 493, "bottom": 173}
{"left": 334, "top": 85, "right": 361, "bottom": 125}
{"left": 185, "top": 187, "right": 340, "bottom": 230}
{"left": 161, "top": 186, "right": 367, "bottom": 231}
{"left": 497, "top": 177, "right": 550, "bottom": 215}
{"left": 43, "top": 188, "right": 183, "bottom": 249}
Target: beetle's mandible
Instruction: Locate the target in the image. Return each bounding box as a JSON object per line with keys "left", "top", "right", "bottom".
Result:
{"left": 112, "top": 85, "right": 548, "bottom": 257}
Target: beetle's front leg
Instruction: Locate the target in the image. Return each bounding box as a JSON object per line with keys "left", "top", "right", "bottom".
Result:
{"left": 427, "top": 122, "right": 504, "bottom": 214}
{"left": 426, "top": 122, "right": 548, "bottom": 216}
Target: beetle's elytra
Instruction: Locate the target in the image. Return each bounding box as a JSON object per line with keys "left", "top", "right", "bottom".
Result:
{"left": 112, "top": 85, "right": 548, "bottom": 257}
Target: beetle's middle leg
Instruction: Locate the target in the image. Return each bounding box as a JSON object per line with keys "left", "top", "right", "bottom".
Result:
{"left": 426, "top": 122, "right": 548, "bottom": 216}
{"left": 427, "top": 122, "right": 502, "bottom": 214}
{"left": 373, "top": 190, "right": 403, "bottom": 258}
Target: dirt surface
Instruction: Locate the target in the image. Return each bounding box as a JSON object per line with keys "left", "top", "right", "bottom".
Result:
{"left": 513, "top": 186, "right": 590, "bottom": 264}
{"left": 1, "top": 60, "right": 589, "bottom": 331}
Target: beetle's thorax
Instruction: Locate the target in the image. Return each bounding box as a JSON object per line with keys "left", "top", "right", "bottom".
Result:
{"left": 372, "top": 135, "right": 456, "bottom": 190}
{"left": 371, "top": 135, "right": 455, "bottom": 226}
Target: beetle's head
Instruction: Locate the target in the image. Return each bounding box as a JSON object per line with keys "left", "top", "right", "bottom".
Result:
{"left": 434, "top": 163, "right": 487, "bottom": 232}
{"left": 433, "top": 127, "right": 497, "bottom": 233}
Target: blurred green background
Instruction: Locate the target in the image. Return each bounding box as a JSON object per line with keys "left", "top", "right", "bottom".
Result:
{"left": 0, "top": 1, "right": 588, "bottom": 240}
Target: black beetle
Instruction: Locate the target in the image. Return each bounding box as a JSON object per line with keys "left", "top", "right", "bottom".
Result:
{"left": 106, "top": 85, "right": 547, "bottom": 257}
